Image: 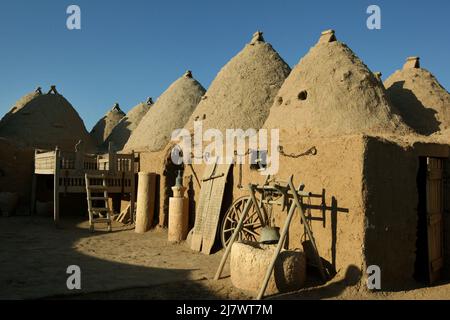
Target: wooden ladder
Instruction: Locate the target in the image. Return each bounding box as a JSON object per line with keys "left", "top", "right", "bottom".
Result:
{"left": 85, "top": 174, "right": 112, "bottom": 232}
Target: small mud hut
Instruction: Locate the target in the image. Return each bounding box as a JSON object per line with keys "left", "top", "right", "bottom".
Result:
{"left": 125, "top": 71, "right": 205, "bottom": 152}
{"left": 258, "top": 31, "right": 450, "bottom": 289}
{"left": 90, "top": 103, "right": 126, "bottom": 147}
{"left": 185, "top": 31, "right": 291, "bottom": 132}
{"left": 124, "top": 71, "right": 206, "bottom": 226}
{"left": 138, "top": 32, "right": 291, "bottom": 229}
{"left": 0, "top": 86, "right": 95, "bottom": 208}
{"left": 384, "top": 57, "right": 450, "bottom": 136}
{"left": 176, "top": 30, "right": 449, "bottom": 290}
{"left": 264, "top": 30, "right": 411, "bottom": 137}
{"left": 0, "top": 86, "right": 94, "bottom": 151}
{"left": 103, "top": 98, "right": 153, "bottom": 151}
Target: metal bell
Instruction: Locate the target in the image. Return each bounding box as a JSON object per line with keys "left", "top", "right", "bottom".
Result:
{"left": 259, "top": 226, "right": 280, "bottom": 244}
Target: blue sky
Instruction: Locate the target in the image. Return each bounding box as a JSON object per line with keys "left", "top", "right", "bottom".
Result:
{"left": 0, "top": 0, "right": 449, "bottom": 130}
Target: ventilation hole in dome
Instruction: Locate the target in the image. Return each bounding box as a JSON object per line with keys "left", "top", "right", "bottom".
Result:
{"left": 298, "top": 91, "right": 308, "bottom": 101}
{"left": 277, "top": 96, "right": 283, "bottom": 105}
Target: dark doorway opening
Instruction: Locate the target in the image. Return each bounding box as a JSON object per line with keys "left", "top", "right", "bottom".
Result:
{"left": 414, "top": 157, "right": 429, "bottom": 283}
{"left": 162, "top": 157, "right": 184, "bottom": 227}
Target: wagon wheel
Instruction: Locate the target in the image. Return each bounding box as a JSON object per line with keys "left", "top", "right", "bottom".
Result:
{"left": 220, "top": 196, "right": 265, "bottom": 248}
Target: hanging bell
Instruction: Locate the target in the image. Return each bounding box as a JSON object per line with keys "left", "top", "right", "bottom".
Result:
{"left": 259, "top": 226, "right": 280, "bottom": 244}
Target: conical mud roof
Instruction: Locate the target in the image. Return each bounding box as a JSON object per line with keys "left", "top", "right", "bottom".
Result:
{"left": 103, "top": 98, "right": 153, "bottom": 151}
{"left": 184, "top": 31, "right": 291, "bottom": 132}
{"left": 0, "top": 86, "right": 95, "bottom": 151}
{"left": 90, "top": 103, "right": 126, "bottom": 146}
{"left": 124, "top": 71, "right": 206, "bottom": 152}
{"left": 264, "top": 30, "right": 412, "bottom": 137}
{"left": 384, "top": 57, "right": 450, "bottom": 135}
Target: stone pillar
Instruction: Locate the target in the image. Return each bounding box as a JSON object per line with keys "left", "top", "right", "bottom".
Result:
{"left": 168, "top": 185, "right": 188, "bottom": 242}
{"left": 135, "top": 172, "right": 156, "bottom": 234}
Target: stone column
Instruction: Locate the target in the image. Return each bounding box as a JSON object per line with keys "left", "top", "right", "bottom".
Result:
{"left": 168, "top": 185, "right": 188, "bottom": 242}
{"left": 135, "top": 172, "right": 156, "bottom": 234}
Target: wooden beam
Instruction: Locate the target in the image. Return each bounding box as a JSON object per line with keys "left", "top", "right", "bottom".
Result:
{"left": 30, "top": 173, "right": 37, "bottom": 216}
{"left": 130, "top": 150, "right": 136, "bottom": 223}
{"left": 214, "top": 184, "right": 254, "bottom": 281}
{"left": 53, "top": 147, "right": 60, "bottom": 226}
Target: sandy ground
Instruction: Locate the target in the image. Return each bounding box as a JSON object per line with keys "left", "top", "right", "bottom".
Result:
{"left": 0, "top": 216, "right": 449, "bottom": 300}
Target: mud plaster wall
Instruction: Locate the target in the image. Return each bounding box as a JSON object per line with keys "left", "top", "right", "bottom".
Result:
{"left": 362, "top": 137, "right": 417, "bottom": 289}
{"left": 0, "top": 140, "right": 34, "bottom": 206}
{"left": 139, "top": 149, "right": 172, "bottom": 227}
{"left": 182, "top": 135, "right": 366, "bottom": 285}
{"left": 362, "top": 136, "right": 450, "bottom": 289}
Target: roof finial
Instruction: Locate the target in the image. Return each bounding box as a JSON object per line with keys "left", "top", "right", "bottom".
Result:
{"left": 184, "top": 70, "right": 193, "bottom": 78}
{"left": 250, "top": 31, "right": 265, "bottom": 45}
{"left": 403, "top": 56, "right": 420, "bottom": 69}
{"left": 318, "top": 29, "right": 336, "bottom": 44}
{"left": 146, "top": 97, "right": 154, "bottom": 105}
{"left": 35, "top": 86, "right": 42, "bottom": 95}
{"left": 112, "top": 102, "right": 121, "bottom": 112}
{"left": 374, "top": 72, "right": 382, "bottom": 82}
{"left": 48, "top": 85, "right": 58, "bottom": 95}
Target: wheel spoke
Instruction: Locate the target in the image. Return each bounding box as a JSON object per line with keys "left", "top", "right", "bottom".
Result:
{"left": 243, "top": 228, "right": 259, "bottom": 237}
{"left": 243, "top": 210, "right": 257, "bottom": 224}
{"left": 226, "top": 216, "right": 235, "bottom": 223}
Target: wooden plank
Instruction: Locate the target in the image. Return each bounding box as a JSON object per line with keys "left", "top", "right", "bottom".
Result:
{"left": 130, "top": 151, "right": 136, "bottom": 223}
{"left": 257, "top": 177, "right": 298, "bottom": 300}
{"left": 35, "top": 169, "right": 55, "bottom": 175}
{"left": 427, "top": 157, "right": 444, "bottom": 284}
{"left": 91, "top": 207, "right": 109, "bottom": 212}
{"left": 214, "top": 185, "right": 254, "bottom": 281}
{"left": 53, "top": 147, "right": 60, "bottom": 225}
{"left": 30, "top": 174, "right": 37, "bottom": 216}
{"left": 201, "top": 163, "right": 232, "bottom": 255}
{"left": 191, "top": 163, "right": 217, "bottom": 252}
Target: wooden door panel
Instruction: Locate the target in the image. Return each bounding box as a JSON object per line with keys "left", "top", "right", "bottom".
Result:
{"left": 427, "top": 158, "right": 444, "bottom": 284}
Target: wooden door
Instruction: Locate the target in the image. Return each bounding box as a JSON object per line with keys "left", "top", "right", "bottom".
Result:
{"left": 426, "top": 158, "right": 444, "bottom": 284}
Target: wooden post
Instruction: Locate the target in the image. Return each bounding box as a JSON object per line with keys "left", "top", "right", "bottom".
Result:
{"left": 214, "top": 184, "right": 254, "bottom": 281}
{"left": 30, "top": 173, "right": 37, "bottom": 216}
{"left": 30, "top": 150, "right": 37, "bottom": 216}
{"left": 54, "top": 147, "right": 60, "bottom": 226}
{"left": 288, "top": 176, "right": 327, "bottom": 282}
{"left": 108, "top": 142, "right": 116, "bottom": 173}
{"left": 257, "top": 175, "right": 298, "bottom": 300}
{"left": 130, "top": 151, "right": 136, "bottom": 223}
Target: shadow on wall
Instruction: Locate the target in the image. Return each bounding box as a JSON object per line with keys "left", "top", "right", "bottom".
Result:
{"left": 91, "top": 117, "right": 106, "bottom": 144}
{"left": 0, "top": 217, "right": 222, "bottom": 300}
{"left": 387, "top": 81, "right": 441, "bottom": 136}
{"left": 102, "top": 119, "right": 132, "bottom": 152}
{"left": 297, "top": 191, "right": 349, "bottom": 281}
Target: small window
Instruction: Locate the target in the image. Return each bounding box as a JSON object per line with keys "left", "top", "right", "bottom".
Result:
{"left": 298, "top": 90, "right": 308, "bottom": 101}
{"left": 250, "top": 149, "right": 268, "bottom": 171}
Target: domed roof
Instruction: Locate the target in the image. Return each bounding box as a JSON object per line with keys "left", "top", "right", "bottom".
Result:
{"left": 0, "top": 86, "right": 95, "bottom": 151}
{"left": 124, "top": 71, "right": 206, "bottom": 152}
{"left": 90, "top": 103, "right": 126, "bottom": 146}
{"left": 384, "top": 57, "right": 450, "bottom": 135}
{"left": 184, "top": 31, "right": 291, "bottom": 132}
{"left": 103, "top": 98, "right": 153, "bottom": 151}
{"left": 264, "top": 30, "right": 412, "bottom": 138}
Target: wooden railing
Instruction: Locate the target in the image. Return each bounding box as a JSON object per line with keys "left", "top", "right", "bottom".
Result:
{"left": 34, "top": 148, "right": 136, "bottom": 174}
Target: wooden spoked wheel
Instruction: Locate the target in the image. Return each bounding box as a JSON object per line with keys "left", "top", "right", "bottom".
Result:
{"left": 220, "top": 196, "right": 264, "bottom": 248}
